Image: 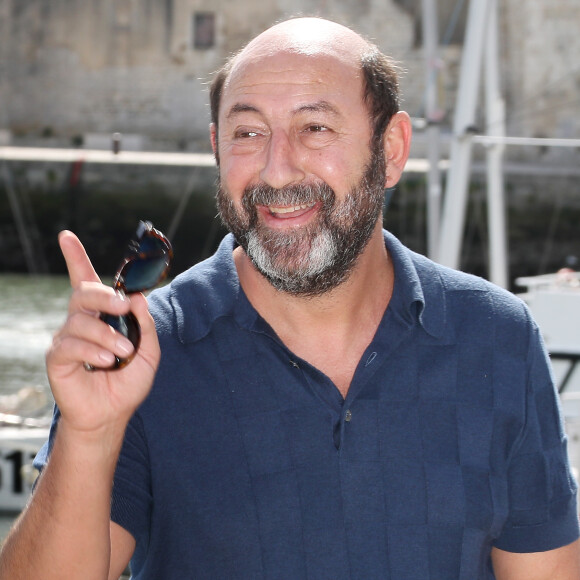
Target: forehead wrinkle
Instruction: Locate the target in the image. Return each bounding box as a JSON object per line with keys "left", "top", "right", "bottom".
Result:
{"left": 224, "top": 37, "right": 365, "bottom": 101}
{"left": 226, "top": 99, "right": 341, "bottom": 120}
{"left": 226, "top": 61, "right": 339, "bottom": 93}
{"left": 222, "top": 58, "right": 360, "bottom": 124}
{"left": 293, "top": 100, "right": 342, "bottom": 118}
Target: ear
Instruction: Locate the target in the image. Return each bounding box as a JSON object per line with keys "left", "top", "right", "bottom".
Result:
{"left": 382, "top": 112, "right": 412, "bottom": 189}
{"left": 210, "top": 123, "right": 220, "bottom": 165}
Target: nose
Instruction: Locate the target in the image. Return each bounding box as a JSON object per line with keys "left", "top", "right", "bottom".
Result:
{"left": 259, "top": 129, "right": 305, "bottom": 189}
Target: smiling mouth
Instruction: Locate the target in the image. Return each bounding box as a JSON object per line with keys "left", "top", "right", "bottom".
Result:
{"left": 267, "top": 202, "right": 316, "bottom": 217}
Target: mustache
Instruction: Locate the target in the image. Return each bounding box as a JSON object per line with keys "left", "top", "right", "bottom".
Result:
{"left": 241, "top": 182, "right": 335, "bottom": 212}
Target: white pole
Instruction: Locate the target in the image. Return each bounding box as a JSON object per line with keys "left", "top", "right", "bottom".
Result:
{"left": 484, "top": 0, "right": 508, "bottom": 288}
{"left": 422, "top": 0, "right": 442, "bottom": 261}
{"left": 438, "top": 0, "right": 492, "bottom": 270}
{"left": 472, "top": 136, "right": 580, "bottom": 148}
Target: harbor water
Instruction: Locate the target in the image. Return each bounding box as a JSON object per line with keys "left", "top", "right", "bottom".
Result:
{"left": 0, "top": 274, "right": 71, "bottom": 541}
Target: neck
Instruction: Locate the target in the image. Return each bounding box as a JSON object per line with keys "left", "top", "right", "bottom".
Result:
{"left": 233, "top": 225, "right": 393, "bottom": 396}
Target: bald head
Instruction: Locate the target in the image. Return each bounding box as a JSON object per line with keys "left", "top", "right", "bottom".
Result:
{"left": 237, "top": 18, "right": 370, "bottom": 62}
{"left": 210, "top": 17, "right": 400, "bottom": 148}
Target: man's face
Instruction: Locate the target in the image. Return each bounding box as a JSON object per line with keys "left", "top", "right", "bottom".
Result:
{"left": 217, "top": 142, "right": 386, "bottom": 296}
{"left": 214, "top": 47, "right": 387, "bottom": 296}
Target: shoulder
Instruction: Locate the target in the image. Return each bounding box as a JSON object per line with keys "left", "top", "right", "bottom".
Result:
{"left": 408, "top": 244, "right": 508, "bottom": 294}
{"left": 147, "top": 234, "right": 240, "bottom": 342}
{"left": 434, "top": 260, "right": 534, "bottom": 356}
{"left": 386, "top": 232, "right": 534, "bottom": 343}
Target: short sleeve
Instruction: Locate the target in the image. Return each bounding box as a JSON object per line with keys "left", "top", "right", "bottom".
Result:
{"left": 494, "top": 320, "right": 579, "bottom": 552}
{"left": 33, "top": 405, "right": 60, "bottom": 474}
{"left": 110, "top": 412, "right": 153, "bottom": 549}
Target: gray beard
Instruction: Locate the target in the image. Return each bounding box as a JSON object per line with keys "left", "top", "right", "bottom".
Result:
{"left": 216, "top": 144, "right": 386, "bottom": 297}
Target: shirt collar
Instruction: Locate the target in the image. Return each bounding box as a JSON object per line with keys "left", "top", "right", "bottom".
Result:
{"left": 166, "top": 231, "right": 447, "bottom": 344}
{"left": 383, "top": 230, "right": 447, "bottom": 340}
{"left": 165, "top": 234, "right": 245, "bottom": 344}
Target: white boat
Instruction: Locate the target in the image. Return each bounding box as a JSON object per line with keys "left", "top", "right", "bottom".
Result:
{"left": 0, "top": 387, "right": 51, "bottom": 512}
{"left": 516, "top": 269, "right": 580, "bottom": 479}
{"left": 0, "top": 423, "right": 50, "bottom": 512}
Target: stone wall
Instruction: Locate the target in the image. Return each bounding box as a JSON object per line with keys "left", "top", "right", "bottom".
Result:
{"left": 502, "top": 0, "right": 580, "bottom": 142}
{"left": 0, "top": 0, "right": 417, "bottom": 150}
{"left": 0, "top": 1, "right": 578, "bottom": 162}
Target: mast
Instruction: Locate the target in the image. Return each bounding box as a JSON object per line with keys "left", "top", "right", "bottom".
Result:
{"left": 437, "top": 0, "right": 492, "bottom": 274}
{"left": 436, "top": 0, "right": 508, "bottom": 287}
{"left": 484, "top": 0, "right": 508, "bottom": 288}
{"left": 421, "top": 0, "right": 442, "bottom": 261}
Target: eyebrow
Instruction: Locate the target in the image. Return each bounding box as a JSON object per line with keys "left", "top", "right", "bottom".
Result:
{"left": 293, "top": 101, "right": 341, "bottom": 117}
{"left": 225, "top": 100, "right": 342, "bottom": 120}
{"left": 226, "top": 103, "right": 260, "bottom": 119}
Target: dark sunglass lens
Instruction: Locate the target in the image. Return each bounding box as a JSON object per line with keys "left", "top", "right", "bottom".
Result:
{"left": 99, "top": 312, "right": 141, "bottom": 369}
{"left": 138, "top": 234, "right": 168, "bottom": 254}
{"left": 122, "top": 255, "right": 170, "bottom": 293}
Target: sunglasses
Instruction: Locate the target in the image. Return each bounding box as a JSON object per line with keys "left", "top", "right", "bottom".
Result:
{"left": 90, "top": 221, "right": 173, "bottom": 371}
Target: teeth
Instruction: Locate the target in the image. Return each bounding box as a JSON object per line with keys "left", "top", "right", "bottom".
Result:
{"left": 269, "top": 203, "right": 315, "bottom": 214}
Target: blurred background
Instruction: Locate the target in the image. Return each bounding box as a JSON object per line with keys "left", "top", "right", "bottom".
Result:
{"left": 0, "top": 0, "right": 579, "bottom": 280}
{"left": 0, "top": 0, "right": 579, "bottom": 549}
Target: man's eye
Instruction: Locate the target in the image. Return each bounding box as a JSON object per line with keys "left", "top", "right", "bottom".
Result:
{"left": 235, "top": 130, "right": 259, "bottom": 139}
{"left": 306, "top": 125, "right": 328, "bottom": 133}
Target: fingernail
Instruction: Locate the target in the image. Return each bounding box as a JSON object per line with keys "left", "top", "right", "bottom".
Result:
{"left": 116, "top": 338, "right": 134, "bottom": 356}
{"left": 98, "top": 351, "right": 116, "bottom": 365}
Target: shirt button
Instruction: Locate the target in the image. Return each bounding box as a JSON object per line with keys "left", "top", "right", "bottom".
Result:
{"left": 345, "top": 409, "right": 352, "bottom": 422}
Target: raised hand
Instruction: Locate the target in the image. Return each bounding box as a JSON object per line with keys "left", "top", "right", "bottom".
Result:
{"left": 46, "top": 230, "right": 160, "bottom": 435}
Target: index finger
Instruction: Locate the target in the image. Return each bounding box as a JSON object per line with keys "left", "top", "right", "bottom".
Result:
{"left": 58, "top": 230, "right": 101, "bottom": 289}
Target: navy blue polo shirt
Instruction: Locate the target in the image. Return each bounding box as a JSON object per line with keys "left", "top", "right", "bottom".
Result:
{"left": 38, "top": 232, "right": 579, "bottom": 579}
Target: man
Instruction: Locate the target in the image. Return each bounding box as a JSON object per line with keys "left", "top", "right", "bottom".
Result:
{"left": 1, "top": 16, "right": 579, "bottom": 579}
